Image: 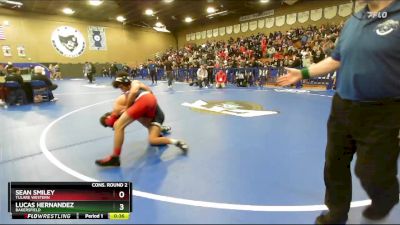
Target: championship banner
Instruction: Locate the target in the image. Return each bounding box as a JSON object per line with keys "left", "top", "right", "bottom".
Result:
{"left": 2, "top": 45, "right": 11, "bottom": 57}
{"left": 213, "top": 28, "right": 218, "bottom": 37}
{"left": 297, "top": 11, "right": 309, "bottom": 23}
{"left": 186, "top": 34, "right": 191, "bottom": 41}
{"left": 17, "top": 45, "right": 26, "bottom": 57}
{"left": 324, "top": 6, "right": 337, "bottom": 19}
{"left": 275, "top": 15, "right": 285, "bottom": 27}
{"left": 219, "top": 27, "right": 225, "bottom": 36}
{"left": 265, "top": 17, "right": 274, "bottom": 28}
{"left": 196, "top": 32, "right": 201, "bottom": 40}
{"left": 233, "top": 24, "right": 241, "bottom": 34}
{"left": 241, "top": 22, "right": 248, "bottom": 32}
{"left": 201, "top": 31, "right": 207, "bottom": 39}
{"left": 88, "top": 26, "right": 107, "bottom": 51}
{"left": 338, "top": 3, "right": 353, "bottom": 17}
{"left": 249, "top": 21, "right": 257, "bottom": 31}
{"left": 286, "top": 13, "right": 297, "bottom": 25}
{"left": 207, "top": 30, "right": 212, "bottom": 38}
{"left": 258, "top": 19, "right": 265, "bottom": 29}
{"left": 310, "top": 8, "right": 323, "bottom": 21}
{"left": 226, "top": 26, "right": 233, "bottom": 34}
{"left": 190, "top": 33, "right": 196, "bottom": 41}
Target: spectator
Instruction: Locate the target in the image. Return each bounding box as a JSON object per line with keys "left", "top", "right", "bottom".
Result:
{"left": 196, "top": 64, "right": 208, "bottom": 88}
{"left": 5, "top": 67, "right": 27, "bottom": 105}
{"left": 53, "top": 64, "right": 62, "bottom": 80}
{"left": 164, "top": 57, "right": 174, "bottom": 88}
{"left": 83, "top": 62, "right": 95, "bottom": 83}
{"left": 148, "top": 59, "right": 157, "bottom": 85}
{"left": 215, "top": 68, "right": 227, "bottom": 88}
{"left": 32, "top": 66, "right": 58, "bottom": 101}
{"left": 277, "top": 1, "right": 400, "bottom": 224}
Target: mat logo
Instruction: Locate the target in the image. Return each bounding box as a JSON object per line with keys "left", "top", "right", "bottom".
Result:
{"left": 274, "top": 88, "right": 310, "bottom": 94}
{"left": 376, "top": 19, "right": 399, "bottom": 36}
{"left": 182, "top": 100, "right": 278, "bottom": 117}
{"left": 51, "top": 26, "right": 86, "bottom": 58}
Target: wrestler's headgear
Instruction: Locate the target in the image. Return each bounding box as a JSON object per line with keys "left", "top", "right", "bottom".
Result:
{"left": 112, "top": 72, "right": 131, "bottom": 88}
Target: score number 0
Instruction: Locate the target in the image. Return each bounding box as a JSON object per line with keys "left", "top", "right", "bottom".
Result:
{"left": 119, "top": 190, "right": 126, "bottom": 211}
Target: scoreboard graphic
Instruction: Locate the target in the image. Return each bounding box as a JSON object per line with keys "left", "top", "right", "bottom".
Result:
{"left": 8, "top": 182, "right": 132, "bottom": 220}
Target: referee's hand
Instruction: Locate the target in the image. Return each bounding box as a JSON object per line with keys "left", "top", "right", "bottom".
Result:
{"left": 276, "top": 68, "right": 302, "bottom": 86}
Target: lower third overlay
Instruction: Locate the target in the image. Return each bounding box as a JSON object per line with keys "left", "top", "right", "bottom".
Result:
{"left": 8, "top": 182, "right": 132, "bottom": 220}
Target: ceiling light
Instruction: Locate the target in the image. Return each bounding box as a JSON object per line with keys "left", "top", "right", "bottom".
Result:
{"left": 163, "top": 0, "right": 174, "bottom": 3}
{"left": 206, "top": 7, "right": 216, "bottom": 14}
{"left": 116, "top": 15, "right": 126, "bottom": 22}
{"left": 184, "top": 17, "right": 193, "bottom": 23}
{"left": 155, "top": 22, "right": 164, "bottom": 27}
{"left": 260, "top": 0, "right": 270, "bottom": 3}
{"left": 88, "top": 0, "right": 103, "bottom": 6}
{"left": 145, "top": 9, "right": 154, "bottom": 16}
{"left": 3, "top": 0, "right": 23, "bottom": 7}
{"left": 62, "top": 8, "right": 75, "bottom": 15}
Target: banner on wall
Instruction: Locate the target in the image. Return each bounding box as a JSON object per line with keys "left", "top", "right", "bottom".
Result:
{"left": 51, "top": 26, "right": 86, "bottom": 58}
{"left": 338, "top": 2, "right": 353, "bottom": 17}
{"left": 207, "top": 30, "right": 213, "bottom": 38}
{"left": 241, "top": 22, "right": 249, "bottom": 32}
{"left": 190, "top": 33, "right": 196, "bottom": 40}
{"left": 258, "top": 19, "right": 265, "bottom": 29}
{"left": 201, "top": 31, "right": 206, "bottom": 39}
{"left": 219, "top": 27, "right": 225, "bottom": 36}
{"left": 249, "top": 21, "right": 257, "bottom": 31}
{"left": 310, "top": 8, "right": 323, "bottom": 21}
{"left": 275, "top": 15, "right": 285, "bottom": 27}
{"left": 286, "top": 13, "right": 297, "bottom": 25}
{"left": 88, "top": 26, "right": 107, "bottom": 51}
{"left": 226, "top": 26, "right": 233, "bottom": 34}
{"left": 234, "top": 24, "right": 240, "bottom": 34}
{"left": 196, "top": 32, "right": 201, "bottom": 40}
{"left": 297, "top": 11, "right": 309, "bottom": 23}
{"left": 2, "top": 45, "right": 11, "bottom": 57}
{"left": 0, "top": 25, "right": 6, "bottom": 40}
{"left": 17, "top": 45, "right": 26, "bottom": 57}
{"left": 324, "top": 6, "right": 338, "bottom": 19}
{"left": 265, "top": 17, "right": 274, "bottom": 28}
{"left": 186, "top": 34, "right": 191, "bottom": 41}
{"left": 213, "top": 28, "right": 219, "bottom": 37}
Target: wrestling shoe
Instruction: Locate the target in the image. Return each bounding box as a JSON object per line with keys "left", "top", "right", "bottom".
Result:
{"left": 95, "top": 155, "right": 120, "bottom": 167}
{"left": 362, "top": 203, "right": 396, "bottom": 220}
{"left": 315, "top": 211, "right": 347, "bottom": 224}
{"left": 176, "top": 141, "right": 188, "bottom": 155}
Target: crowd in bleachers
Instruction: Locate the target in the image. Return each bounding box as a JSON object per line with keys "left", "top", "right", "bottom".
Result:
{"left": 130, "top": 21, "right": 343, "bottom": 88}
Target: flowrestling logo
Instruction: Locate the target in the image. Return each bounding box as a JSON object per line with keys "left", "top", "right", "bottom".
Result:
{"left": 182, "top": 100, "right": 278, "bottom": 117}
{"left": 51, "top": 26, "right": 86, "bottom": 58}
{"left": 376, "top": 19, "right": 399, "bottom": 36}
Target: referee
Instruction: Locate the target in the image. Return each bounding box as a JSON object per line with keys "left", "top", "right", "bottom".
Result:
{"left": 277, "top": 0, "right": 399, "bottom": 224}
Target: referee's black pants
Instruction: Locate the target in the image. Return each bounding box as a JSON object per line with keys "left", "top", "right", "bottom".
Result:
{"left": 324, "top": 94, "right": 400, "bottom": 217}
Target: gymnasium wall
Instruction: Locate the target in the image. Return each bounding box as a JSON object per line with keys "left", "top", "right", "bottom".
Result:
{"left": 176, "top": 0, "right": 352, "bottom": 48}
{"left": 0, "top": 8, "right": 176, "bottom": 66}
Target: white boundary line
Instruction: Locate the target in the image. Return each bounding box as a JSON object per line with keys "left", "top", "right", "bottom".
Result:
{"left": 40, "top": 90, "right": 398, "bottom": 212}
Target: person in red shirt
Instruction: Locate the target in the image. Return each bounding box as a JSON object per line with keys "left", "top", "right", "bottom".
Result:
{"left": 215, "top": 68, "right": 227, "bottom": 89}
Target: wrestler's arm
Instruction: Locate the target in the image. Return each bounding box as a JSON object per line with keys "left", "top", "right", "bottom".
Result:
{"left": 112, "top": 95, "right": 127, "bottom": 116}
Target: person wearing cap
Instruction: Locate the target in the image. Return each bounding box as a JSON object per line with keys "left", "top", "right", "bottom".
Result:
{"left": 95, "top": 72, "right": 188, "bottom": 167}
{"left": 277, "top": 1, "right": 400, "bottom": 224}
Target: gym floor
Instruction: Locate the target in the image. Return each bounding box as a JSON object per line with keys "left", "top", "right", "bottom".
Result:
{"left": 1, "top": 78, "right": 399, "bottom": 224}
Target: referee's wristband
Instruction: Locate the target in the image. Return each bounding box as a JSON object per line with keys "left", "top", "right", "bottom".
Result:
{"left": 301, "top": 68, "right": 310, "bottom": 79}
